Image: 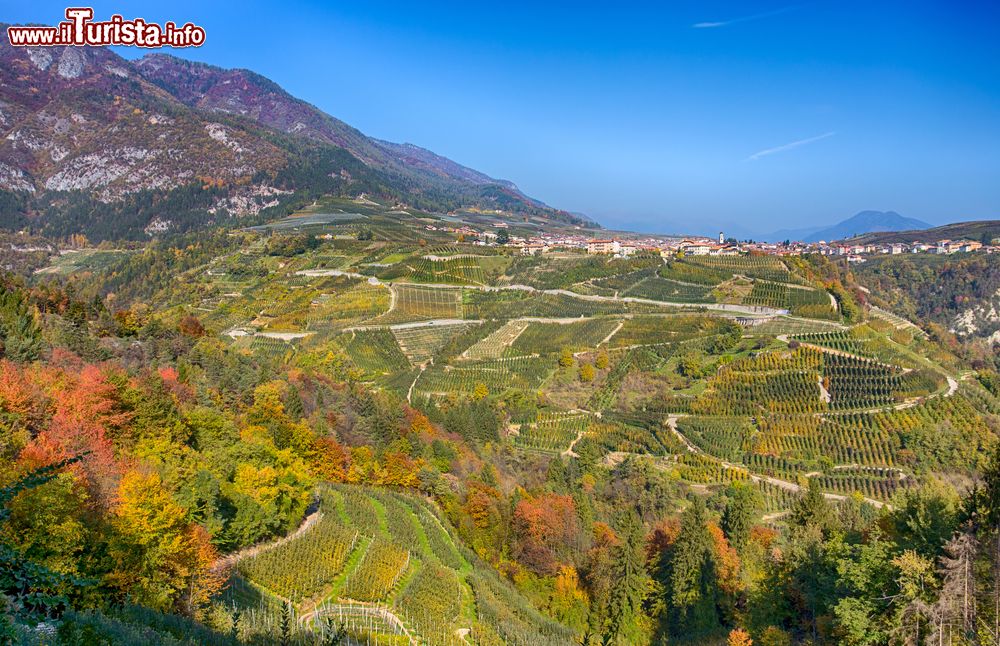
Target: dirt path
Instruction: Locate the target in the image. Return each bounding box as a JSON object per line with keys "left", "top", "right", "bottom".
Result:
{"left": 213, "top": 509, "right": 323, "bottom": 572}
{"left": 817, "top": 374, "right": 831, "bottom": 404}
{"left": 406, "top": 363, "right": 427, "bottom": 404}
{"left": 945, "top": 375, "right": 958, "bottom": 397}
{"left": 295, "top": 270, "right": 790, "bottom": 317}
{"left": 562, "top": 430, "right": 586, "bottom": 458}
{"left": 599, "top": 320, "right": 625, "bottom": 346}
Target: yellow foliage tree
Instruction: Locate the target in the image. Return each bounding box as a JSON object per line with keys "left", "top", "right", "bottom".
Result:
{"left": 108, "top": 471, "right": 222, "bottom": 615}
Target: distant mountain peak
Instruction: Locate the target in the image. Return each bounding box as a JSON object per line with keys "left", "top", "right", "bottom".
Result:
{"left": 801, "top": 210, "right": 931, "bottom": 243}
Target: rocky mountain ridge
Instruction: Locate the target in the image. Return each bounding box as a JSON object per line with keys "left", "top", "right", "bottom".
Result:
{"left": 0, "top": 32, "right": 577, "bottom": 237}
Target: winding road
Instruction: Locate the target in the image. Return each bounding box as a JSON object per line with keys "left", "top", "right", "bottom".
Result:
{"left": 295, "top": 269, "right": 790, "bottom": 317}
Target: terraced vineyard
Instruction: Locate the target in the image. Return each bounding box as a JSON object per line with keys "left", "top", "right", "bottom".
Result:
{"left": 512, "top": 412, "right": 592, "bottom": 453}
{"left": 401, "top": 255, "right": 511, "bottom": 286}
{"left": 338, "top": 328, "right": 411, "bottom": 375}
{"left": 739, "top": 315, "right": 844, "bottom": 336}
{"left": 374, "top": 284, "right": 463, "bottom": 324}
{"left": 414, "top": 355, "right": 552, "bottom": 398}
{"left": 687, "top": 254, "right": 791, "bottom": 281}
{"left": 792, "top": 324, "right": 924, "bottom": 367}
{"left": 462, "top": 320, "right": 531, "bottom": 359}
{"left": 392, "top": 322, "right": 475, "bottom": 364}
{"left": 188, "top": 236, "right": 984, "bottom": 514}
{"left": 509, "top": 318, "right": 621, "bottom": 355}
{"left": 622, "top": 276, "right": 716, "bottom": 303}
{"left": 228, "top": 485, "right": 573, "bottom": 646}
{"left": 106, "top": 226, "right": 994, "bottom": 639}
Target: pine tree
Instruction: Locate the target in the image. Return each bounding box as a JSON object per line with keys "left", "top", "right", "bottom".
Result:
{"left": 667, "top": 498, "right": 720, "bottom": 636}
{"left": 604, "top": 511, "right": 649, "bottom": 645}
{"left": 722, "top": 481, "right": 762, "bottom": 553}
{"left": 981, "top": 445, "right": 1000, "bottom": 643}
{"left": 928, "top": 527, "right": 978, "bottom": 644}
{"left": 279, "top": 601, "right": 292, "bottom": 646}
{"left": 790, "top": 478, "right": 836, "bottom": 533}
{"left": 285, "top": 384, "right": 305, "bottom": 420}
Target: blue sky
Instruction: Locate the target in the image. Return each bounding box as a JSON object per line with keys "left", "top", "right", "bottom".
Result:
{"left": 5, "top": 1, "right": 1000, "bottom": 236}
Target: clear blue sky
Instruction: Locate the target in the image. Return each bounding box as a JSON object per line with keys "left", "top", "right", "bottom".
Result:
{"left": 6, "top": 1, "right": 1000, "bottom": 236}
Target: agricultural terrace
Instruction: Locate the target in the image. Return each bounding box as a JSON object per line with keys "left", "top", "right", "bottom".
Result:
{"left": 227, "top": 485, "right": 573, "bottom": 646}
{"left": 142, "top": 221, "right": 984, "bottom": 528}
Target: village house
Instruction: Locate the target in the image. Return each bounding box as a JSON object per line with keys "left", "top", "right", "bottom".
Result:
{"left": 676, "top": 239, "right": 712, "bottom": 256}
{"left": 618, "top": 243, "right": 638, "bottom": 257}
{"left": 587, "top": 239, "right": 621, "bottom": 254}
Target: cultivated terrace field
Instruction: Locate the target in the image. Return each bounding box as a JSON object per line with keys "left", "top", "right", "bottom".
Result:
{"left": 3, "top": 198, "right": 1000, "bottom": 645}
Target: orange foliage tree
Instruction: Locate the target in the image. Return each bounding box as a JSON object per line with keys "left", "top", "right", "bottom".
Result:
{"left": 513, "top": 492, "right": 581, "bottom": 575}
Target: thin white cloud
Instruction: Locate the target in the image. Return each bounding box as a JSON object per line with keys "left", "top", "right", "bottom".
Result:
{"left": 693, "top": 5, "right": 799, "bottom": 28}
{"left": 747, "top": 131, "right": 835, "bottom": 161}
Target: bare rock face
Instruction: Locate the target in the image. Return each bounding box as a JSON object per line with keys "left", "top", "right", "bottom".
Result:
{"left": 951, "top": 289, "right": 1000, "bottom": 341}
{"left": 0, "top": 38, "right": 287, "bottom": 201}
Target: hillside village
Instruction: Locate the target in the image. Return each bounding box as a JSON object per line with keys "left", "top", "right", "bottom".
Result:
{"left": 442, "top": 220, "right": 999, "bottom": 261}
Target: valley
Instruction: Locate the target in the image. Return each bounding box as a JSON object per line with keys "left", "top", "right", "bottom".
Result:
{"left": 4, "top": 193, "right": 994, "bottom": 643}
{"left": 1, "top": 11, "right": 999, "bottom": 645}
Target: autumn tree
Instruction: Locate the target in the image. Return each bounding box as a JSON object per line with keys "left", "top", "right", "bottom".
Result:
{"left": 178, "top": 314, "right": 205, "bottom": 338}
{"left": 513, "top": 493, "right": 581, "bottom": 575}
{"left": 728, "top": 627, "right": 753, "bottom": 646}
{"left": 107, "top": 471, "right": 222, "bottom": 616}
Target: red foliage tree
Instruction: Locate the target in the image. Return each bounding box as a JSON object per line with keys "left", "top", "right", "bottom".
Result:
{"left": 513, "top": 493, "right": 581, "bottom": 575}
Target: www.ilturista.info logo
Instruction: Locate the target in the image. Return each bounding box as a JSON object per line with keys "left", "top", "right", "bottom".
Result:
{"left": 7, "top": 7, "right": 205, "bottom": 48}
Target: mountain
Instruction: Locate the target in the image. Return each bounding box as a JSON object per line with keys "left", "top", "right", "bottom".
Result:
{"left": 763, "top": 224, "right": 825, "bottom": 243}
{"left": 0, "top": 33, "right": 584, "bottom": 239}
{"left": 132, "top": 54, "right": 533, "bottom": 197}
{"left": 800, "top": 210, "right": 931, "bottom": 243}
{"left": 849, "top": 219, "right": 1000, "bottom": 245}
